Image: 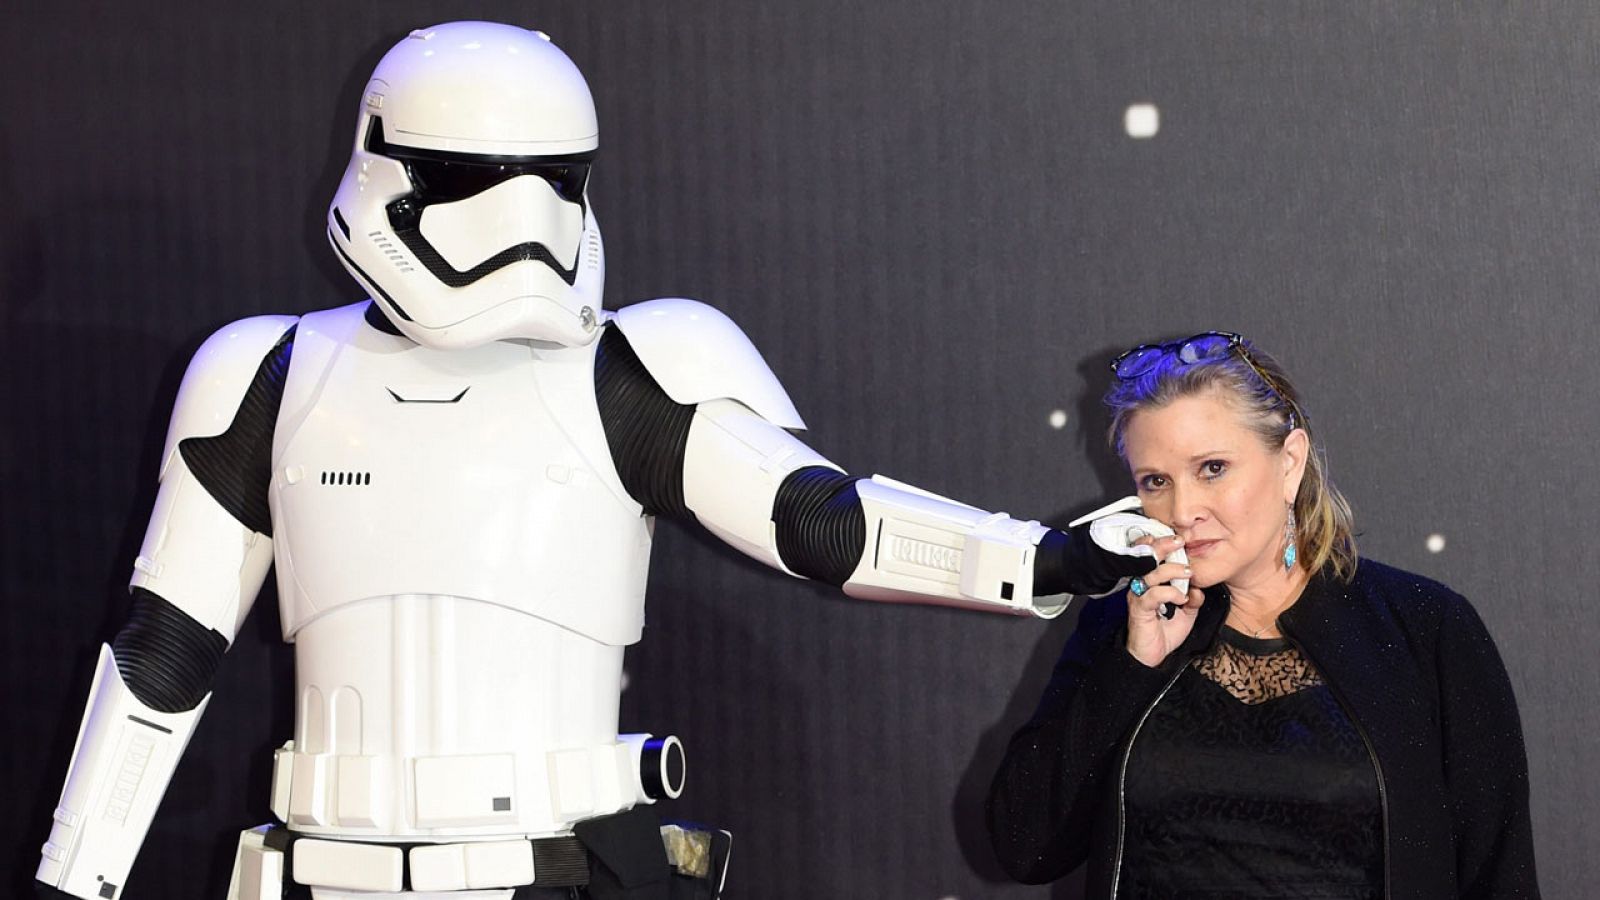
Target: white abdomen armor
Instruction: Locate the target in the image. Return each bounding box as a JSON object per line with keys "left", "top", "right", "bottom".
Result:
{"left": 266, "top": 303, "right": 656, "bottom": 839}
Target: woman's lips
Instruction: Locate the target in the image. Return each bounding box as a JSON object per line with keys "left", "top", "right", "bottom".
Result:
{"left": 1184, "top": 539, "right": 1221, "bottom": 558}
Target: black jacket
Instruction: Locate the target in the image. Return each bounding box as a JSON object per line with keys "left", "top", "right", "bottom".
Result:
{"left": 986, "top": 560, "right": 1539, "bottom": 898}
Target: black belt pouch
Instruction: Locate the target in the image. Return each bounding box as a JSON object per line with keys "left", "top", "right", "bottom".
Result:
{"left": 573, "top": 806, "right": 672, "bottom": 900}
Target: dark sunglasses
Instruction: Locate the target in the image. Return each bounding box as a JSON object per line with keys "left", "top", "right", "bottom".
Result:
{"left": 1110, "top": 331, "right": 1301, "bottom": 428}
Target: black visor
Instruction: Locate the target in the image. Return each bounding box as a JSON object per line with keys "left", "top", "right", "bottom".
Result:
{"left": 365, "top": 117, "right": 592, "bottom": 205}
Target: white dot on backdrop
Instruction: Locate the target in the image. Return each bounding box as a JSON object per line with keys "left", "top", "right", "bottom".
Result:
{"left": 1048, "top": 409, "right": 1069, "bottom": 430}
{"left": 1426, "top": 534, "right": 1446, "bottom": 554}
{"left": 1125, "top": 103, "right": 1160, "bottom": 139}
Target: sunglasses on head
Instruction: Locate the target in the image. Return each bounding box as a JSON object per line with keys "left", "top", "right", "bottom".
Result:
{"left": 1110, "top": 331, "right": 1301, "bottom": 428}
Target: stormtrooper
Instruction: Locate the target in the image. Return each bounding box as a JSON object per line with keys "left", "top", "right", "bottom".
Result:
{"left": 35, "top": 21, "right": 1161, "bottom": 900}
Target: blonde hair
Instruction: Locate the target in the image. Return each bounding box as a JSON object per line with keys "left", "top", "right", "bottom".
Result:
{"left": 1103, "top": 339, "right": 1358, "bottom": 581}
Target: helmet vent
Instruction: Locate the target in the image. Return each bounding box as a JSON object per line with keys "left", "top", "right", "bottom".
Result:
{"left": 320, "top": 471, "right": 372, "bottom": 486}
{"left": 585, "top": 233, "right": 601, "bottom": 271}
{"left": 369, "top": 231, "right": 415, "bottom": 274}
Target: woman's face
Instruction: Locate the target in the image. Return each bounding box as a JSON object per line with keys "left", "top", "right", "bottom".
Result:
{"left": 1122, "top": 387, "right": 1307, "bottom": 590}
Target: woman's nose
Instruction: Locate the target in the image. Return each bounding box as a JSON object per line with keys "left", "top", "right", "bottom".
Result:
{"left": 1168, "top": 482, "right": 1205, "bottom": 529}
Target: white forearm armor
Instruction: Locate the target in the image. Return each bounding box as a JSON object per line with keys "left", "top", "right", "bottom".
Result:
{"left": 38, "top": 317, "right": 289, "bottom": 899}
{"left": 844, "top": 476, "right": 1064, "bottom": 616}
{"left": 38, "top": 648, "right": 212, "bottom": 900}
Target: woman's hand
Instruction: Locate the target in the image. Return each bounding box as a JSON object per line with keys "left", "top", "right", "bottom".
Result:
{"left": 1125, "top": 535, "right": 1206, "bottom": 668}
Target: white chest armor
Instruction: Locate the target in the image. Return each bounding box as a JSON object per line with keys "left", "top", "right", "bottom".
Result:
{"left": 270, "top": 303, "right": 652, "bottom": 645}
{"left": 265, "top": 303, "right": 655, "bottom": 839}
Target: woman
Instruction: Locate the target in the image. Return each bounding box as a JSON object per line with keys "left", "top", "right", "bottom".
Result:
{"left": 986, "top": 333, "right": 1538, "bottom": 898}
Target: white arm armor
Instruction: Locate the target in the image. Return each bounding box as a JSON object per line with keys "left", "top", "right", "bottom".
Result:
{"left": 842, "top": 476, "right": 1065, "bottom": 617}
{"left": 38, "top": 315, "right": 293, "bottom": 899}
{"left": 38, "top": 650, "right": 214, "bottom": 900}
{"left": 612, "top": 298, "right": 805, "bottom": 429}
{"left": 616, "top": 298, "right": 1065, "bottom": 618}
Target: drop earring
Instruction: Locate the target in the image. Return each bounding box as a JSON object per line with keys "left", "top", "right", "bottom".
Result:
{"left": 1283, "top": 504, "right": 1298, "bottom": 569}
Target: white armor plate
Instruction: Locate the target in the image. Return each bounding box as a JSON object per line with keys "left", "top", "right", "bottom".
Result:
{"left": 270, "top": 303, "right": 652, "bottom": 645}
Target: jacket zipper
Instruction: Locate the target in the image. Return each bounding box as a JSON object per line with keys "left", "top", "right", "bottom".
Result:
{"left": 1280, "top": 626, "right": 1392, "bottom": 900}
{"left": 1108, "top": 630, "right": 1392, "bottom": 900}
{"left": 1108, "top": 662, "right": 1187, "bottom": 900}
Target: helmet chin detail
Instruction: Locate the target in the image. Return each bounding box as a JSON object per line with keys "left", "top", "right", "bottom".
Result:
{"left": 324, "top": 22, "right": 605, "bottom": 350}
{"left": 389, "top": 292, "right": 599, "bottom": 351}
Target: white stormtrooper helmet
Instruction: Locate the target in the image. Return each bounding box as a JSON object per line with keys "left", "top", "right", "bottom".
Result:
{"left": 327, "top": 21, "right": 605, "bottom": 349}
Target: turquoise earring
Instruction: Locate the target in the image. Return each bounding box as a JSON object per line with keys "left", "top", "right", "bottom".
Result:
{"left": 1283, "top": 504, "right": 1298, "bottom": 569}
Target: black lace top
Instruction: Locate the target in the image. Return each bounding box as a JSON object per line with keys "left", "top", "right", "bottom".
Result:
{"left": 1119, "top": 625, "right": 1384, "bottom": 898}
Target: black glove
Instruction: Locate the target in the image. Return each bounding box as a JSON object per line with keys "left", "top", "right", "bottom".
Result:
{"left": 1032, "top": 525, "right": 1157, "bottom": 597}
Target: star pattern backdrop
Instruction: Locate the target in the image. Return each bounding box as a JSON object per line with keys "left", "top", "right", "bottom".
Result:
{"left": 4, "top": 2, "right": 1596, "bottom": 898}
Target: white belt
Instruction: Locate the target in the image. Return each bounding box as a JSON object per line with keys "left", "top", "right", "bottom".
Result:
{"left": 273, "top": 832, "right": 589, "bottom": 892}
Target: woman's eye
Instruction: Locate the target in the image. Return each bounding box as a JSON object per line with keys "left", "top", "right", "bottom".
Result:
{"left": 1139, "top": 475, "right": 1168, "bottom": 491}
{"left": 1201, "top": 460, "right": 1228, "bottom": 479}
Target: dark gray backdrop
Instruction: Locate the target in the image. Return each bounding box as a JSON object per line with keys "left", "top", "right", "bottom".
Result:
{"left": 4, "top": 2, "right": 1595, "bottom": 897}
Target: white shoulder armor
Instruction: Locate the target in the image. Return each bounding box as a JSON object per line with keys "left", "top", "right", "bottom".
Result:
{"left": 611, "top": 298, "right": 805, "bottom": 429}
{"left": 158, "top": 314, "right": 300, "bottom": 477}
{"left": 133, "top": 314, "right": 296, "bottom": 640}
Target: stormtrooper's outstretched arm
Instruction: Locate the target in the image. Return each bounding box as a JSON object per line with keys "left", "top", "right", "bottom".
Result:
{"left": 600, "top": 299, "right": 1149, "bottom": 618}
{"left": 37, "top": 316, "right": 296, "bottom": 900}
